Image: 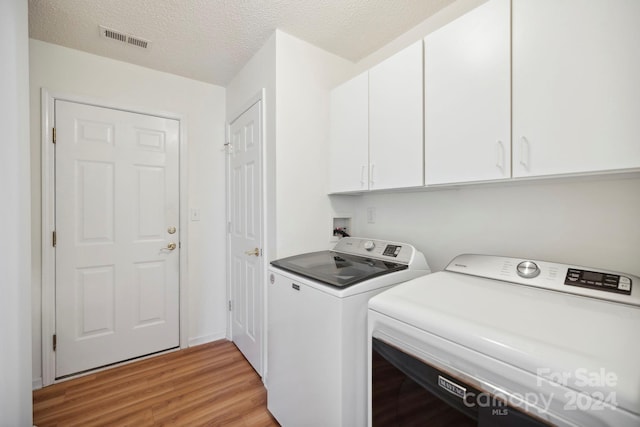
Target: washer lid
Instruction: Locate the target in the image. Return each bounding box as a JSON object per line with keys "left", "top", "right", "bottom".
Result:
{"left": 270, "top": 250, "right": 408, "bottom": 288}
{"left": 368, "top": 271, "right": 640, "bottom": 417}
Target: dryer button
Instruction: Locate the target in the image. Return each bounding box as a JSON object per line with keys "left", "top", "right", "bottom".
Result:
{"left": 619, "top": 277, "right": 632, "bottom": 292}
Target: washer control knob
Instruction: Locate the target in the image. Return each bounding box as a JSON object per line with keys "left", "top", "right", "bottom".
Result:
{"left": 363, "top": 240, "right": 376, "bottom": 251}
{"left": 517, "top": 261, "right": 540, "bottom": 278}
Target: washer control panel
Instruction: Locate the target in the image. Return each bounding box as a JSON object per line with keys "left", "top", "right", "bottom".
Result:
{"left": 382, "top": 244, "right": 402, "bottom": 257}
{"left": 333, "top": 237, "right": 413, "bottom": 264}
{"left": 565, "top": 268, "right": 632, "bottom": 295}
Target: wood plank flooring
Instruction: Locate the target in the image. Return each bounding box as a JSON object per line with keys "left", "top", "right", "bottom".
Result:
{"left": 33, "top": 340, "right": 279, "bottom": 427}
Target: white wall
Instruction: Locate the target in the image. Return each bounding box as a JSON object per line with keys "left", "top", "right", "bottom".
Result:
{"left": 274, "top": 31, "right": 355, "bottom": 257}
{"left": 0, "top": 0, "right": 33, "bottom": 424}
{"left": 349, "top": 177, "right": 640, "bottom": 275}
{"left": 226, "top": 32, "right": 277, "bottom": 264}
{"left": 29, "top": 40, "right": 227, "bottom": 385}
{"left": 226, "top": 30, "right": 355, "bottom": 261}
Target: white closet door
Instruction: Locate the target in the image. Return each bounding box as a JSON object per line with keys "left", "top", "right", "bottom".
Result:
{"left": 229, "top": 100, "right": 264, "bottom": 375}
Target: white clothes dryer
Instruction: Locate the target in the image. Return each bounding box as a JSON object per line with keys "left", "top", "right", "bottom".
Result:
{"left": 368, "top": 254, "right": 640, "bottom": 427}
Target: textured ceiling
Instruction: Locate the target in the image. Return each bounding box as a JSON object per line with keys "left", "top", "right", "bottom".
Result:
{"left": 28, "top": 0, "right": 457, "bottom": 86}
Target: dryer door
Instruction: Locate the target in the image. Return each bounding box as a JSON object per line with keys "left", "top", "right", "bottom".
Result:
{"left": 371, "top": 338, "right": 550, "bottom": 426}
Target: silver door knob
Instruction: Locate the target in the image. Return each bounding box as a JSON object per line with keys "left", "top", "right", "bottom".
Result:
{"left": 245, "top": 247, "right": 260, "bottom": 256}
{"left": 167, "top": 243, "right": 177, "bottom": 251}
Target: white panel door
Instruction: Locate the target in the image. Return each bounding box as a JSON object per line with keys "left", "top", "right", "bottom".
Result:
{"left": 55, "top": 100, "right": 180, "bottom": 378}
{"left": 369, "top": 40, "right": 424, "bottom": 190}
{"left": 229, "top": 100, "right": 263, "bottom": 375}
{"left": 329, "top": 72, "right": 369, "bottom": 193}
{"left": 512, "top": 0, "right": 640, "bottom": 177}
{"left": 425, "top": 0, "right": 511, "bottom": 185}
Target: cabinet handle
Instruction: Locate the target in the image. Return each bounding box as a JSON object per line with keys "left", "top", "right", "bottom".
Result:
{"left": 369, "top": 164, "right": 375, "bottom": 187}
{"left": 496, "top": 140, "right": 505, "bottom": 172}
{"left": 360, "top": 165, "right": 366, "bottom": 187}
{"left": 520, "top": 137, "right": 530, "bottom": 171}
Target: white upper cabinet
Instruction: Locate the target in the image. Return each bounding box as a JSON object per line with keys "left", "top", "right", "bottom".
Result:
{"left": 512, "top": 0, "right": 640, "bottom": 178}
{"left": 329, "top": 72, "right": 369, "bottom": 193}
{"left": 369, "top": 41, "right": 424, "bottom": 190}
{"left": 424, "top": 0, "right": 511, "bottom": 185}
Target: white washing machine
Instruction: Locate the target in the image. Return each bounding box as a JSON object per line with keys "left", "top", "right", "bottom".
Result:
{"left": 267, "top": 237, "right": 431, "bottom": 427}
{"left": 368, "top": 254, "right": 640, "bottom": 427}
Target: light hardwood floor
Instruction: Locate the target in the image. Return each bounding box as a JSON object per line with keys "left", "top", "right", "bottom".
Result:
{"left": 33, "top": 340, "right": 279, "bottom": 426}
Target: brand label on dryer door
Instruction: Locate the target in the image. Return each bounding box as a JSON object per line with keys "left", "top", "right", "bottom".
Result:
{"left": 438, "top": 376, "right": 466, "bottom": 399}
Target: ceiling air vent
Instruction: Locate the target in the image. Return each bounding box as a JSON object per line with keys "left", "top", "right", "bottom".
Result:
{"left": 99, "top": 25, "right": 151, "bottom": 49}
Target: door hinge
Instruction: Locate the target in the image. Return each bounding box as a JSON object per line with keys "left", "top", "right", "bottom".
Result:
{"left": 52, "top": 231, "right": 56, "bottom": 247}
{"left": 228, "top": 300, "right": 232, "bottom": 311}
{"left": 52, "top": 127, "right": 56, "bottom": 144}
{"left": 53, "top": 334, "right": 57, "bottom": 351}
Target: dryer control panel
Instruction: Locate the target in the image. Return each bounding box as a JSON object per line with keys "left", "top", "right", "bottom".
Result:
{"left": 445, "top": 254, "right": 639, "bottom": 307}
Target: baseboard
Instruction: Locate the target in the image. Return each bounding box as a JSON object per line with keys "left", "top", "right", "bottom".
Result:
{"left": 188, "top": 332, "right": 226, "bottom": 347}
{"left": 33, "top": 377, "right": 43, "bottom": 390}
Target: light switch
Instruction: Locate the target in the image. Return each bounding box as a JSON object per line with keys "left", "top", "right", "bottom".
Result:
{"left": 190, "top": 208, "right": 201, "bottom": 221}
{"left": 367, "top": 207, "right": 376, "bottom": 224}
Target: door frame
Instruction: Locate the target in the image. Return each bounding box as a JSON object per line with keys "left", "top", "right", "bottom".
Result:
{"left": 225, "top": 89, "right": 267, "bottom": 375}
{"left": 40, "top": 89, "right": 189, "bottom": 386}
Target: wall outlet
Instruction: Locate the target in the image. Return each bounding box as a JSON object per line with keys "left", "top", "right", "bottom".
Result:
{"left": 367, "top": 207, "right": 376, "bottom": 224}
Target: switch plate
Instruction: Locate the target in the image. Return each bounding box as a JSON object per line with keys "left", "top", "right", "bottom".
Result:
{"left": 367, "top": 207, "right": 376, "bottom": 224}
{"left": 190, "top": 208, "right": 201, "bottom": 221}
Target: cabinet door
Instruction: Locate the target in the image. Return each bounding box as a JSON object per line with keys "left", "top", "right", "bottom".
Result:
{"left": 424, "top": 0, "right": 511, "bottom": 185}
{"left": 512, "top": 0, "right": 640, "bottom": 177}
{"left": 369, "top": 41, "right": 424, "bottom": 190}
{"left": 329, "top": 72, "right": 369, "bottom": 193}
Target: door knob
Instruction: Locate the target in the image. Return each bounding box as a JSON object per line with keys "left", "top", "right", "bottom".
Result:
{"left": 167, "top": 243, "right": 177, "bottom": 250}
{"left": 245, "top": 247, "right": 260, "bottom": 257}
